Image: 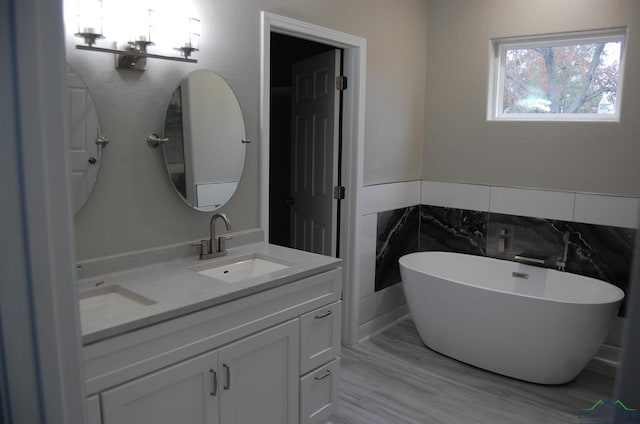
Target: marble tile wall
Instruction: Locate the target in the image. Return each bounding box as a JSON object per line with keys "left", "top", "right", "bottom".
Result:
{"left": 368, "top": 181, "right": 637, "bottom": 342}
{"left": 375, "top": 206, "right": 419, "bottom": 291}
{"left": 486, "top": 213, "right": 635, "bottom": 316}
{"left": 418, "top": 206, "right": 487, "bottom": 256}
{"left": 374, "top": 203, "right": 635, "bottom": 316}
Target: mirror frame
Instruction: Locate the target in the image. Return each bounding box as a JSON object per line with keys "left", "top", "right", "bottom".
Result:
{"left": 162, "top": 69, "right": 247, "bottom": 212}
{"left": 66, "top": 64, "right": 106, "bottom": 215}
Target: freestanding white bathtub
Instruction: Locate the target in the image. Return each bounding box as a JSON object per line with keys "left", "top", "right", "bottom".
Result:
{"left": 399, "top": 251, "right": 625, "bottom": 384}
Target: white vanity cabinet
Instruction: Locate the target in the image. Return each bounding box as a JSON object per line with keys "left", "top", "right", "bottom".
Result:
{"left": 84, "top": 267, "right": 341, "bottom": 424}
{"left": 299, "top": 301, "right": 342, "bottom": 424}
{"left": 101, "top": 320, "right": 299, "bottom": 424}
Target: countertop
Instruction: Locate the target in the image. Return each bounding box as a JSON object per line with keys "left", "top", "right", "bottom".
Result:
{"left": 77, "top": 242, "right": 342, "bottom": 345}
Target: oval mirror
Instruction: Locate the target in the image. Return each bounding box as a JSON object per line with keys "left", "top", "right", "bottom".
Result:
{"left": 67, "top": 65, "right": 107, "bottom": 214}
{"left": 162, "top": 70, "right": 247, "bottom": 211}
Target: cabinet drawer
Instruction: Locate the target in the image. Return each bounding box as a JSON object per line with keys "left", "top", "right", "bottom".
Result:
{"left": 300, "top": 359, "right": 340, "bottom": 424}
{"left": 300, "top": 300, "right": 341, "bottom": 374}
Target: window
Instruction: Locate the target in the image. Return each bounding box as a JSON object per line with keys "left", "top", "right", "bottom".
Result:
{"left": 489, "top": 28, "right": 626, "bottom": 121}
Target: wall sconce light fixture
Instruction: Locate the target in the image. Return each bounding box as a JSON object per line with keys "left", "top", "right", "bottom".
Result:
{"left": 74, "top": 1, "right": 198, "bottom": 70}
{"left": 74, "top": 0, "right": 105, "bottom": 46}
{"left": 176, "top": 17, "right": 200, "bottom": 59}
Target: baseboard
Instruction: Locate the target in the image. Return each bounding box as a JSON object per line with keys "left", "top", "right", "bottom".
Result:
{"left": 357, "top": 304, "right": 410, "bottom": 343}
{"left": 590, "top": 343, "right": 621, "bottom": 378}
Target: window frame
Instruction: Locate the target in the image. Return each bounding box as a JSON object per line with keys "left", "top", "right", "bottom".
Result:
{"left": 488, "top": 28, "right": 627, "bottom": 122}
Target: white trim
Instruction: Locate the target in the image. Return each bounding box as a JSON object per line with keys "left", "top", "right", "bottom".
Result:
{"left": 492, "top": 27, "right": 628, "bottom": 48}
{"left": 421, "top": 180, "right": 640, "bottom": 229}
{"left": 488, "top": 27, "right": 627, "bottom": 122}
{"left": 260, "top": 12, "right": 366, "bottom": 345}
{"left": 362, "top": 181, "right": 421, "bottom": 215}
{"left": 574, "top": 193, "right": 640, "bottom": 229}
{"left": 489, "top": 186, "right": 575, "bottom": 222}
{"left": 421, "top": 180, "right": 491, "bottom": 212}
{"left": 590, "top": 344, "right": 620, "bottom": 378}
{"left": 357, "top": 307, "right": 410, "bottom": 343}
{"left": 1, "top": 0, "right": 86, "bottom": 422}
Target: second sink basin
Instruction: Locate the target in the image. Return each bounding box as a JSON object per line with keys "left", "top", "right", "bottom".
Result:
{"left": 78, "top": 285, "right": 156, "bottom": 332}
{"left": 197, "top": 255, "right": 291, "bottom": 283}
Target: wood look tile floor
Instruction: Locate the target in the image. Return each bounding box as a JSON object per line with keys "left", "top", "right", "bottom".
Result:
{"left": 324, "top": 318, "right": 615, "bottom": 424}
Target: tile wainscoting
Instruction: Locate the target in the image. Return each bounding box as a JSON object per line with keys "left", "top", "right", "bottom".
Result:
{"left": 418, "top": 206, "right": 487, "bottom": 256}
{"left": 359, "top": 180, "right": 638, "bottom": 340}
{"left": 375, "top": 206, "right": 420, "bottom": 291}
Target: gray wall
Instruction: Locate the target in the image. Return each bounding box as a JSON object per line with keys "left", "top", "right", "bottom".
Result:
{"left": 67, "top": 0, "right": 428, "bottom": 260}
{"left": 423, "top": 0, "right": 640, "bottom": 196}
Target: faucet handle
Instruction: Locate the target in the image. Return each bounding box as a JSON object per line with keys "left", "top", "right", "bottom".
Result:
{"left": 191, "top": 239, "right": 210, "bottom": 257}
{"left": 216, "top": 236, "right": 233, "bottom": 253}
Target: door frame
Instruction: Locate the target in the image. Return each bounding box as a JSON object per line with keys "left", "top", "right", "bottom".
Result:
{"left": 260, "top": 12, "right": 365, "bottom": 345}
{"left": 1, "top": 0, "right": 86, "bottom": 421}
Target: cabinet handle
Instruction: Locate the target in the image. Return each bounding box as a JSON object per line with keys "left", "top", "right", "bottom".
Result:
{"left": 210, "top": 369, "right": 217, "bottom": 396}
{"left": 314, "top": 370, "right": 332, "bottom": 380}
{"left": 314, "top": 309, "right": 333, "bottom": 319}
{"left": 223, "top": 364, "right": 231, "bottom": 390}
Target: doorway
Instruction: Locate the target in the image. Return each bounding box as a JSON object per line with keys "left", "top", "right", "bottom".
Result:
{"left": 260, "top": 12, "right": 366, "bottom": 345}
{"left": 269, "top": 33, "right": 341, "bottom": 256}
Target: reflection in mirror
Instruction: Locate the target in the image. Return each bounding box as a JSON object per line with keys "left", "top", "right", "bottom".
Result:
{"left": 163, "top": 70, "right": 246, "bottom": 211}
{"left": 67, "top": 65, "right": 107, "bottom": 214}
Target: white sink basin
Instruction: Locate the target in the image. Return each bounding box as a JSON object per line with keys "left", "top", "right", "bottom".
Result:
{"left": 79, "top": 285, "right": 155, "bottom": 331}
{"left": 197, "top": 255, "right": 291, "bottom": 283}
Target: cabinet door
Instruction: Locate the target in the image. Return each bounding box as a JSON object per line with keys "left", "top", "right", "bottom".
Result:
{"left": 87, "top": 395, "right": 101, "bottom": 424}
{"left": 219, "top": 319, "right": 299, "bottom": 424}
{"left": 101, "top": 350, "right": 219, "bottom": 424}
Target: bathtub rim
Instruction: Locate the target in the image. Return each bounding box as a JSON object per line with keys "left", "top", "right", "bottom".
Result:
{"left": 399, "top": 251, "right": 625, "bottom": 306}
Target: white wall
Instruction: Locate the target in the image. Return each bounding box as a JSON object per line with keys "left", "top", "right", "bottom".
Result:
{"left": 66, "top": 0, "right": 428, "bottom": 260}
{"left": 423, "top": 0, "right": 640, "bottom": 196}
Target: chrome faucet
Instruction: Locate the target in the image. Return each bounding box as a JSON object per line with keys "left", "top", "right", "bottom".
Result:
{"left": 555, "top": 232, "right": 570, "bottom": 271}
{"left": 209, "top": 213, "right": 232, "bottom": 255}
{"left": 513, "top": 231, "right": 570, "bottom": 271}
{"left": 192, "top": 213, "right": 232, "bottom": 260}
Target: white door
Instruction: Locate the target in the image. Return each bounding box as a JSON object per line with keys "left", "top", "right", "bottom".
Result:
{"left": 101, "top": 350, "right": 220, "bottom": 424}
{"left": 67, "top": 67, "right": 100, "bottom": 213}
{"left": 290, "top": 50, "right": 341, "bottom": 256}
{"left": 219, "top": 320, "right": 299, "bottom": 424}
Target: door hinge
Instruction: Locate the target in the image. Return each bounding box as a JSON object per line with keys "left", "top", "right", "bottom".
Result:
{"left": 336, "top": 75, "right": 348, "bottom": 91}
{"left": 333, "top": 186, "right": 345, "bottom": 200}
